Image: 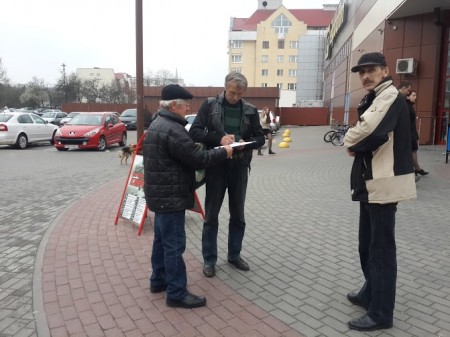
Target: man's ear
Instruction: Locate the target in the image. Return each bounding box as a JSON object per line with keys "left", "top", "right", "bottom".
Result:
{"left": 383, "top": 66, "right": 389, "bottom": 77}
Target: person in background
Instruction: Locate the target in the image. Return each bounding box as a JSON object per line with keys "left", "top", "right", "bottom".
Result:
{"left": 143, "top": 84, "right": 233, "bottom": 309}
{"left": 257, "top": 107, "right": 276, "bottom": 155}
{"left": 397, "top": 81, "right": 411, "bottom": 97}
{"left": 406, "top": 90, "right": 428, "bottom": 176}
{"left": 344, "top": 52, "right": 416, "bottom": 331}
{"left": 189, "top": 72, "right": 265, "bottom": 278}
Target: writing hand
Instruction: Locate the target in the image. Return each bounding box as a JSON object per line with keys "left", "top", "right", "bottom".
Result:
{"left": 220, "top": 134, "right": 235, "bottom": 145}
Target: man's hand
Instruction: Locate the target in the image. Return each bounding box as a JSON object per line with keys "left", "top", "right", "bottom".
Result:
{"left": 220, "top": 134, "right": 235, "bottom": 145}
{"left": 235, "top": 139, "right": 246, "bottom": 152}
{"left": 223, "top": 145, "right": 233, "bottom": 159}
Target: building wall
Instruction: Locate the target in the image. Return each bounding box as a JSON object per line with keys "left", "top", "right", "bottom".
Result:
{"left": 297, "top": 31, "right": 326, "bottom": 104}
{"left": 253, "top": 7, "right": 306, "bottom": 89}
{"left": 76, "top": 68, "right": 116, "bottom": 85}
{"left": 324, "top": 0, "right": 448, "bottom": 144}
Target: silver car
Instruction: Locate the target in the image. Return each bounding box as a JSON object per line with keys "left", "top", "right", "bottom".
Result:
{"left": 0, "top": 112, "right": 59, "bottom": 149}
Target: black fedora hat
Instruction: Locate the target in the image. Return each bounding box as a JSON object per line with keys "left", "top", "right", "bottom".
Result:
{"left": 351, "top": 52, "right": 387, "bottom": 73}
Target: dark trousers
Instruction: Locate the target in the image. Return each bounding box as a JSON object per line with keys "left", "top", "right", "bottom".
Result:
{"left": 357, "top": 202, "right": 397, "bottom": 324}
{"left": 202, "top": 158, "right": 248, "bottom": 265}
{"left": 150, "top": 211, "right": 187, "bottom": 301}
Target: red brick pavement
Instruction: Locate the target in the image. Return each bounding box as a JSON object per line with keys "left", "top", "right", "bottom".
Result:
{"left": 40, "top": 179, "right": 304, "bottom": 337}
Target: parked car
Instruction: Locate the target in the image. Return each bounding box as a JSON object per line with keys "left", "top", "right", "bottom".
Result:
{"left": 59, "top": 112, "right": 81, "bottom": 125}
{"left": 120, "top": 108, "right": 152, "bottom": 130}
{"left": 0, "top": 112, "right": 59, "bottom": 149}
{"left": 184, "top": 113, "right": 197, "bottom": 131}
{"left": 41, "top": 110, "right": 67, "bottom": 126}
{"left": 54, "top": 112, "right": 127, "bottom": 151}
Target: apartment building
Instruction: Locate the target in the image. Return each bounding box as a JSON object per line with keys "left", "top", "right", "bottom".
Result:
{"left": 228, "top": 0, "right": 335, "bottom": 106}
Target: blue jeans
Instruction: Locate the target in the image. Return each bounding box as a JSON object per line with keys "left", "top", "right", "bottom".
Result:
{"left": 202, "top": 158, "right": 248, "bottom": 265}
{"left": 150, "top": 211, "right": 187, "bottom": 301}
{"left": 357, "top": 202, "right": 397, "bottom": 324}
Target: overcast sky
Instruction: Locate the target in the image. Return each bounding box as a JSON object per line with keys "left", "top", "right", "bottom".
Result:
{"left": 1, "top": 0, "right": 339, "bottom": 87}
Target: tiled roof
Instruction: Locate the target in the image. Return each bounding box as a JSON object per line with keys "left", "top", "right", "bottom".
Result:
{"left": 231, "top": 8, "right": 335, "bottom": 31}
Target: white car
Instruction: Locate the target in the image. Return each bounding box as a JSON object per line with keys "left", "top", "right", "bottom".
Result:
{"left": 184, "top": 113, "right": 197, "bottom": 131}
{"left": 0, "top": 112, "right": 59, "bottom": 149}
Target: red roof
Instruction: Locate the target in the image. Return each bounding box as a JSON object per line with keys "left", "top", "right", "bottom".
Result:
{"left": 231, "top": 9, "right": 335, "bottom": 31}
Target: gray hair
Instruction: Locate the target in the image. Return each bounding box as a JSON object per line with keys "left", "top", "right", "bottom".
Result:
{"left": 225, "top": 71, "right": 248, "bottom": 90}
{"left": 159, "top": 99, "right": 187, "bottom": 108}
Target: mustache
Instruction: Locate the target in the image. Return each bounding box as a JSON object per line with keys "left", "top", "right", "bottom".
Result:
{"left": 363, "top": 80, "right": 372, "bottom": 85}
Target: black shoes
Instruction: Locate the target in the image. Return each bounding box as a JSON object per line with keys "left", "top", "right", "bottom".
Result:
{"left": 269, "top": 150, "right": 276, "bottom": 155}
{"left": 203, "top": 264, "right": 216, "bottom": 278}
{"left": 257, "top": 150, "right": 263, "bottom": 156}
{"left": 228, "top": 258, "right": 250, "bottom": 271}
{"left": 166, "top": 292, "right": 206, "bottom": 309}
{"left": 347, "top": 292, "right": 366, "bottom": 309}
{"left": 415, "top": 169, "right": 429, "bottom": 176}
{"left": 150, "top": 284, "right": 167, "bottom": 293}
{"left": 348, "top": 314, "right": 393, "bottom": 331}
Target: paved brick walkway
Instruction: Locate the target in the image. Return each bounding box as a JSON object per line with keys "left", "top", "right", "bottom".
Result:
{"left": 9, "top": 126, "right": 449, "bottom": 337}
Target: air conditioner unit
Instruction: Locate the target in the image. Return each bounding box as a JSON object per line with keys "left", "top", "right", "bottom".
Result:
{"left": 396, "top": 58, "right": 416, "bottom": 74}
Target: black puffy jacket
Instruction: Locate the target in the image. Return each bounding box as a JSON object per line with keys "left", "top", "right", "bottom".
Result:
{"left": 143, "top": 109, "right": 227, "bottom": 212}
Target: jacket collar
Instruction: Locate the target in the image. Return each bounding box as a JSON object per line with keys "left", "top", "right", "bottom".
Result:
{"left": 373, "top": 77, "right": 393, "bottom": 96}
{"left": 159, "top": 108, "right": 187, "bottom": 126}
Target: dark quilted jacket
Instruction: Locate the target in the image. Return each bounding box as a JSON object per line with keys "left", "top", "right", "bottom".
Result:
{"left": 143, "top": 109, "right": 227, "bottom": 212}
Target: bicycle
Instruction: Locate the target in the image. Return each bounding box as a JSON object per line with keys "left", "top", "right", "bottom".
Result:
{"left": 330, "top": 125, "right": 351, "bottom": 146}
{"left": 323, "top": 123, "right": 349, "bottom": 143}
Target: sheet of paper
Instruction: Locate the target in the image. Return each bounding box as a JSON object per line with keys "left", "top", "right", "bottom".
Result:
{"left": 215, "top": 141, "right": 255, "bottom": 149}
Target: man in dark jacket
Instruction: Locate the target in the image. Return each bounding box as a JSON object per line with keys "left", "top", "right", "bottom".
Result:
{"left": 189, "top": 72, "right": 265, "bottom": 278}
{"left": 143, "top": 84, "right": 232, "bottom": 309}
{"left": 344, "top": 53, "right": 416, "bottom": 331}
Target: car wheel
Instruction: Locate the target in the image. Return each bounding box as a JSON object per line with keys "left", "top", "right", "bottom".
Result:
{"left": 119, "top": 133, "right": 127, "bottom": 146}
{"left": 15, "top": 133, "right": 28, "bottom": 149}
{"left": 98, "top": 136, "right": 107, "bottom": 151}
{"left": 56, "top": 147, "right": 69, "bottom": 151}
{"left": 50, "top": 130, "right": 56, "bottom": 145}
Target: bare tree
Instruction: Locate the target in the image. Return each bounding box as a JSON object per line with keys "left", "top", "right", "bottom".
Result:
{"left": 0, "top": 57, "right": 8, "bottom": 85}
{"left": 19, "top": 77, "right": 50, "bottom": 108}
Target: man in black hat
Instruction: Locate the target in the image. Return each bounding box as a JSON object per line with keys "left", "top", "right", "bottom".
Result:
{"left": 143, "top": 84, "right": 233, "bottom": 308}
{"left": 344, "top": 52, "right": 416, "bottom": 330}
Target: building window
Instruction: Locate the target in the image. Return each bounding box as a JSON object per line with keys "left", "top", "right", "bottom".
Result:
{"left": 262, "top": 69, "right": 269, "bottom": 76}
{"left": 261, "top": 83, "right": 268, "bottom": 87}
{"left": 277, "top": 69, "right": 284, "bottom": 76}
{"left": 272, "top": 14, "right": 292, "bottom": 34}
{"left": 289, "top": 69, "right": 297, "bottom": 77}
{"left": 231, "top": 68, "right": 242, "bottom": 73}
{"left": 262, "top": 55, "right": 269, "bottom": 63}
{"left": 277, "top": 83, "right": 283, "bottom": 89}
{"left": 288, "top": 83, "right": 296, "bottom": 90}
{"left": 289, "top": 55, "right": 298, "bottom": 63}
{"left": 231, "top": 54, "right": 242, "bottom": 63}
{"left": 289, "top": 41, "right": 299, "bottom": 49}
{"left": 277, "top": 55, "right": 284, "bottom": 63}
{"left": 278, "top": 40, "right": 285, "bottom": 49}
{"left": 230, "top": 40, "right": 242, "bottom": 48}
{"left": 262, "top": 41, "right": 269, "bottom": 49}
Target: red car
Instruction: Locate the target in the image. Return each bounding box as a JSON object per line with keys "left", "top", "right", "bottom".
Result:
{"left": 54, "top": 112, "right": 127, "bottom": 151}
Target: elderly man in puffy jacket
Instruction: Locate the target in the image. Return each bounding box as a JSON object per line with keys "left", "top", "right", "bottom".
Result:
{"left": 143, "top": 84, "right": 232, "bottom": 309}
{"left": 344, "top": 53, "right": 416, "bottom": 331}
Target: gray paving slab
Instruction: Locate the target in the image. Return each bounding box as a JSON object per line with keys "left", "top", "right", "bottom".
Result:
{"left": 186, "top": 126, "right": 450, "bottom": 337}
{"left": 1, "top": 127, "right": 450, "bottom": 336}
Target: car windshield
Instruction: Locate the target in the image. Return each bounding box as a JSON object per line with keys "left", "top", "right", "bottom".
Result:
{"left": 0, "top": 114, "right": 13, "bottom": 122}
{"left": 69, "top": 114, "right": 103, "bottom": 126}
{"left": 67, "top": 112, "right": 80, "bottom": 118}
{"left": 42, "top": 112, "right": 57, "bottom": 118}
{"left": 185, "top": 115, "right": 196, "bottom": 124}
{"left": 121, "top": 109, "right": 136, "bottom": 117}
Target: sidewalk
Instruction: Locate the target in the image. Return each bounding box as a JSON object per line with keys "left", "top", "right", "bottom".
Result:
{"left": 34, "top": 126, "right": 450, "bottom": 337}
